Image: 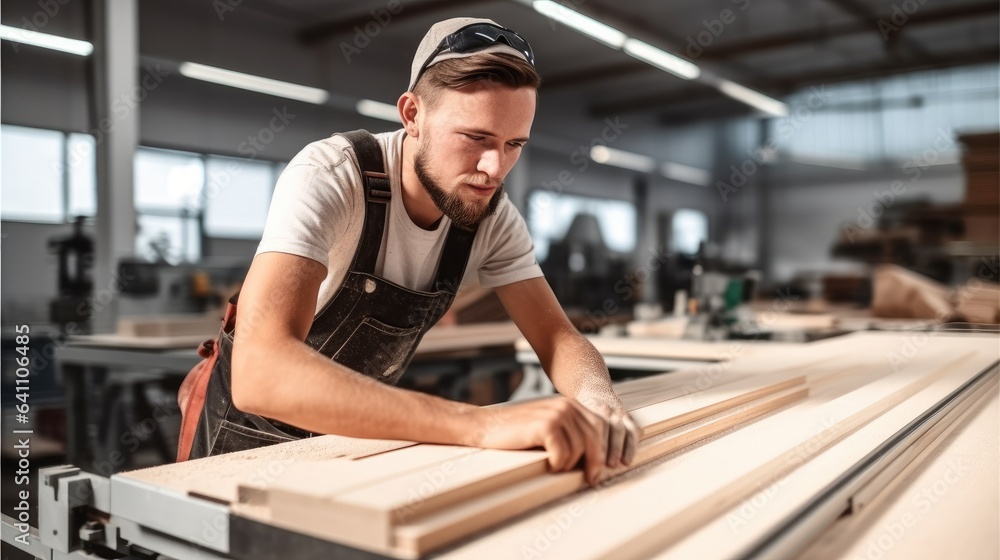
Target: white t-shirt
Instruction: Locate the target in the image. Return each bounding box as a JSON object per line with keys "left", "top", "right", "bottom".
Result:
{"left": 255, "top": 129, "right": 543, "bottom": 316}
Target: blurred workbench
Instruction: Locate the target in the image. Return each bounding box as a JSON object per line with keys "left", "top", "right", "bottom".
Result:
{"left": 56, "top": 321, "right": 525, "bottom": 470}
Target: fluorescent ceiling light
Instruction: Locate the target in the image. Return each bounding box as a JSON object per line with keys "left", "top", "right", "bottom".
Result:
{"left": 623, "top": 39, "right": 700, "bottom": 80}
{"left": 661, "top": 162, "right": 711, "bottom": 186}
{"left": 179, "top": 62, "right": 329, "bottom": 104}
{"left": 0, "top": 25, "right": 92, "bottom": 56}
{"left": 717, "top": 79, "right": 788, "bottom": 117}
{"left": 356, "top": 99, "right": 400, "bottom": 123}
{"left": 590, "top": 146, "right": 656, "bottom": 173}
{"left": 532, "top": 0, "right": 627, "bottom": 48}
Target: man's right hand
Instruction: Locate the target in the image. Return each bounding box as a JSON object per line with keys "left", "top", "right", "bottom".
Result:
{"left": 470, "top": 398, "right": 613, "bottom": 486}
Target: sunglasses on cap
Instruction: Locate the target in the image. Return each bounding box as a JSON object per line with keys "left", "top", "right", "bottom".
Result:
{"left": 414, "top": 23, "right": 536, "bottom": 86}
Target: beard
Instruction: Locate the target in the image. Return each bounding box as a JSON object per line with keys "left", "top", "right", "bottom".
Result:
{"left": 414, "top": 145, "right": 504, "bottom": 229}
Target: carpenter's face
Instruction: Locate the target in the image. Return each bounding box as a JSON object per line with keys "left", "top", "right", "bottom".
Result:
{"left": 414, "top": 81, "right": 536, "bottom": 228}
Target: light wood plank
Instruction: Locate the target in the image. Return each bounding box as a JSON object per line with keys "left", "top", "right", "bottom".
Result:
{"left": 264, "top": 444, "right": 479, "bottom": 502}
{"left": 269, "top": 449, "right": 548, "bottom": 551}
{"left": 436, "top": 339, "right": 988, "bottom": 560}
{"left": 394, "top": 472, "right": 582, "bottom": 554}
{"left": 391, "top": 385, "right": 808, "bottom": 556}
{"left": 121, "top": 433, "right": 420, "bottom": 504}
{"left": 560, "top": 351, "right": 978, "bottom": 559}
{"left": 633, "top": 375, "right": 806, "bottom": 438}
{"left": 658, "top": 364, "right": 998, "bottom": 559}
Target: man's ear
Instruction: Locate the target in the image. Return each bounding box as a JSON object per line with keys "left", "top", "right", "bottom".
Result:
{"left": 398, "top": 92, "right": 420, "bottom": 137}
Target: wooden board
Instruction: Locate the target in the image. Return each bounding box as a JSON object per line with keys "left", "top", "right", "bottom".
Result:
{"left": 583, "top": 350, "right": 978, "bottom": 560}
{"left": 795, "top": 385, "right": 999, "bottom": 560}
{"left": 435, "top": 336, "right": 994, "bottom": 559}
{"left": 632, "top": 374, "right": 806, "bottom": 438}
{"left": 391, "top": 385, "right": 809, "bottom": 556}
{"left": 117, "top": 331, "right": 998, "bottom": 559}
{"left": 117, "top": 315, "right": 220, "bottom": 337}
{"left": 657, "top": 362, "right": 998, "bottom": 559}
{"left": 515, "top": 336, "right": 801, "bottom": 362}
{"left": 267, "top": 449, "right": 548, "bottom": 552}
{"left": 120, "top": 433, "right": 418, "bottom": 504}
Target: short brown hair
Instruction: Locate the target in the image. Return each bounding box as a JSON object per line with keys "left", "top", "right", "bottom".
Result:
{"left": 412, "top": 52, "right": 541, "bottom": 108}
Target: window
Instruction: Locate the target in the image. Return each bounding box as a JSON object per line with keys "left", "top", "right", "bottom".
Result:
{"left": 133, "top": 147, "right": 285, "bottom": 262}
{"left": 767, "top": 63, "right": 999, "bottom": 164}
{"left": 671, "top": 208, "right": 708, "bottom": 256}
{"left": 133, "top": 147, "right": 206, "bottom": 264}
{"left": 1, "top": 125, "right": 97, "bottom": 223}
{"left": 134, "top": 148, "right": 205, "bottom": 212}
{"left": 66, "top": 133, "right": 97, "bottom": 218}
{"left": 2, "top": 125, "right": 67, "bottom": 222}
{"left": 135, "top": 214, "right": 201, "bottom": 264}
{"left": 203, "top": 155, "right": 277, "bottom": 238}
{"left": 526, "top": 191, "right": 637, "bottom": 262}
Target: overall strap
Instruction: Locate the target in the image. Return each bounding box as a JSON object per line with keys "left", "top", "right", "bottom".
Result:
{"left": 433, "top": 223, "right": 478, "bottom": 294}
{"left": 338, "top": 129, "right": 391, "bottom": 276}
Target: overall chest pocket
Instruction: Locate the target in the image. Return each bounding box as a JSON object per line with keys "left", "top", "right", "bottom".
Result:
{"left": 332, "top": 317, "right": 422, "bottom": 382}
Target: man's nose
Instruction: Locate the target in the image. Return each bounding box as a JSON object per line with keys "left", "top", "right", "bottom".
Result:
{"left": 477, "top": 149, "right": 503, "bottom": 179}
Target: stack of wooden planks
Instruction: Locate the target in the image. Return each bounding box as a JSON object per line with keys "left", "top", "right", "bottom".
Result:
{"left": 121, "top": 331, "right": 998, "bottom": 559}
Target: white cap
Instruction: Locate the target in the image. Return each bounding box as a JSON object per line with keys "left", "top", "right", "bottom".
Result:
{"left": 408, "top": 17, "right": 533, "bottom": 91}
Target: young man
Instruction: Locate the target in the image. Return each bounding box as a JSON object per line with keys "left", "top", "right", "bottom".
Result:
{"left": 180, "top": 17, "right": 638, "bottom": 485}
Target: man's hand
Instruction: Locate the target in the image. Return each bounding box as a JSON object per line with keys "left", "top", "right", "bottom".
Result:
{"left": 471, "top": 398, "right": 618, "bottom": 486}
{"left": 576, "top": 394, "right": 641, "bottom": 472}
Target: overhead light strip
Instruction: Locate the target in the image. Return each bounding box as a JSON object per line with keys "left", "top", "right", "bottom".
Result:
{"left": 0, "top": 25, "right": 93, "bottom": 56}
{"left": 588, "top": 146, "right": 712, "bottom": 186}
{"left": 356, "top": 99, "right": 401, "bottom": 123}
{"left": 532, "top": 0, "right": 627, "bottom": 48}
{"left": 661, "top": 161, "right": 712, "bottom": 186}
{"left": 529, "top": 2, "right": 789, "bottom": 115}
{"left": 623, "top": 38, "right": 700, "bottom": 80}
{"left": 179, "top": 62, "right": 329, "bottom": 105}
{"left": 717, "top": 79, "right": 788, "bottom": 117}
{"left": 590, "top": 145, "right": 657, "bottom": 173}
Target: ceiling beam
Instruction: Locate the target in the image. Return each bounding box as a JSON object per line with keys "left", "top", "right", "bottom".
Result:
{"left": 820, "top": 0, "right": 929, "bottom": 58}
{"left": 588, "top": 47, "right": 999, "bottom": 117}
{"left": 543, "top": 1, "right": 998, "bottom": 91}
{"left": 542, "top": 62, "right": 649, "bottom": 89}
{"left": 704, "top": 0, "right": 995, "bottom": 59}
{"left": 297, "top": 0, "right": 493, "bottom": 46}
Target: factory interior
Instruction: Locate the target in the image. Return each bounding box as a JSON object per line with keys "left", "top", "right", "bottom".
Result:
{"left": 1, "top": 0, "right": 998, "bottom": 559}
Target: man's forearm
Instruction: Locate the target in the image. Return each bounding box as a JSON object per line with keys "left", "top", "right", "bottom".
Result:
{"left": 232, "top": 338, "right": 483, "bottom": 445}
{"left": 543, "top": 333, "right": 622, "bottom": 408}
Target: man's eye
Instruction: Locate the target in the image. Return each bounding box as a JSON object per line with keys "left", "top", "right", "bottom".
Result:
{"left": 466, "top": 135, "right": 485, "bottom": 141}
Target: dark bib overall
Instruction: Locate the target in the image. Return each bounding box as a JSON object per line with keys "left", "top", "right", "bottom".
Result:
{"left": 187, "top": 130, "right": 477, "bottom": 460}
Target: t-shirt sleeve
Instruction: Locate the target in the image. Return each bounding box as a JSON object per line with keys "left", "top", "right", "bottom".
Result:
{"left": 476, "top": 198, "right": 544, "bottom": 288}
{"left": 254, "top": 148, "right": 360, "bottom": 269}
